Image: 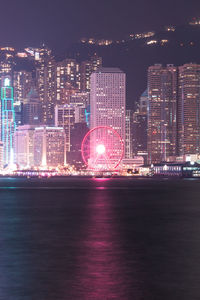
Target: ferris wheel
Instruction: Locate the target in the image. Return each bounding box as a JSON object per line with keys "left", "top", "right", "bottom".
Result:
{"left": 81, "top": 126, "right": 124, "bottom": 170}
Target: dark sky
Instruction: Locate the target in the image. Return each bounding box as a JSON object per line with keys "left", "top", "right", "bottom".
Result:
{"left": 1, "top": 0, "right": 200, "bottom": 51}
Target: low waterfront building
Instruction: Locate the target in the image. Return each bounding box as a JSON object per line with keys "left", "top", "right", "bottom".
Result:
{"left": 34, "top": 126, "right": 66, "bottom": 168}
{"left": 121, "top": 157, "right": 144, "bottom": 169}
{"left": 14, "top": 125, "right": 35, "bottom": 168}
{"left": 153, "top": 162, "right": 200, "bottom": 177}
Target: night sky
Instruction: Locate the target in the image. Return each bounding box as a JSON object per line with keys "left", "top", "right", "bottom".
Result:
{"left": 1, "top": 0, "right": 200, "bottom": 51}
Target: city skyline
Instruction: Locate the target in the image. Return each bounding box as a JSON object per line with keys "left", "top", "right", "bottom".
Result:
{"left": 1, "top": 41, "right": 200, "bottom": 174}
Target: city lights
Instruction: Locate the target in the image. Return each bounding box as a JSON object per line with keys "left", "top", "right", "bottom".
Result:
{"left": 0, "top": 19, "right": 199, "bottom": 178}
{"left": 96, "top": 144, "right": 106, "bottom": 155}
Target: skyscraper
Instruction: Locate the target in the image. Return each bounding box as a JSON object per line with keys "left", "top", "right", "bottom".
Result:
{"left": 132, "top": 90, "right": 148, "bottom": 163}
{"left": 80, "top": 54, "right": 102, "bottom": 91}
{"left": 125, "top": 110, "right": 133, "bottom": 158}
{"left": 90, "top": 67, "right": 125, "bottom": 138}
{"left": 36, "top": 45, "right": 56, "bottom": 125}
{"left": 1, "top": 76, "right": 16, "bottom": 166}
{"left": 178, "top": 63, "right": 200, "bottom": 156}
{"left": 132, "top": 112, "right": 148, "bottom": 162}
{"left": 56, "top": 59, "right": 80, "bottom": 103}
{"left": 55, "top": 104, "right": 75, "bottom": 153}
{"left": 13, "top": 71, "right": 33, "bottom": 127}
{"left": 147, "top": 64, "right": 177, "bottom": 163}
{"left": 90, "top": 67, "right": 126, "bottom": 164}
{"left": 13, "top": 70, "right": 33, "bottom": 103}
{"left": 22, "top": 89, "right": 41, "bottom": 125}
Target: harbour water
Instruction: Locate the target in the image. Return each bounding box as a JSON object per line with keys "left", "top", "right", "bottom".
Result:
{"left": 0, "top": 177, "right": 200, "bottom": 299}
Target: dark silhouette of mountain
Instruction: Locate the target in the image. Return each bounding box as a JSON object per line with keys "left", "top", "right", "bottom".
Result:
{"left": 57, "top": 23, "right": 200, "bottom": 108}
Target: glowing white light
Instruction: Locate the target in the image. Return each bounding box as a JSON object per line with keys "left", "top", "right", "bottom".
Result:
{"left": 4, "top": 78, "right": 10, "bottom": 87}
{"left": 96, "top": 144, "right": 106, "bottom": 155}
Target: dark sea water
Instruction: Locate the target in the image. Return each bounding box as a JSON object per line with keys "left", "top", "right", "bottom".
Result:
{"left": 0, "top": 177, "right": 200, "bottom": 299}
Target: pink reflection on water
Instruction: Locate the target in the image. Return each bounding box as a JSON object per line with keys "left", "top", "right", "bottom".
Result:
{"left": 73, "top": 189, "right": 141, "bottom": 299}
{"left": 92, "top": 178, "right": 111, "bottom": 182}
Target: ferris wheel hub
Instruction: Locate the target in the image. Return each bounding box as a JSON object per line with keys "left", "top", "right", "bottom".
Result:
{"left": 96, "top": 144, "right": 106, "bottom": 155}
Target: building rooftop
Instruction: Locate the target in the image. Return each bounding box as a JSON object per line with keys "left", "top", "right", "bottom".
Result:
{"left": 141, "top": 89, "right": 148, "bottom": 98}
{"left": 94, "top": 67, "right": 124, "bottom": 73}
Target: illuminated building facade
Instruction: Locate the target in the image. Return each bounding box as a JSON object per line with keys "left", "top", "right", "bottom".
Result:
{"left": 74, "top": 106, "right": 86, "bottom": 123}
{"left": 23, "top": 89, "right": 41, "bottom": 125}
{"left": 70, "top": 91, "right": 90, "bottom": 107}
{"left": 1, "top": 76, "right": 16, "bottom": 166}
{"left": 125, "top": 110, "right": 133, "bottom": 158}
{"left": 132, "top": 90, "right": 148, "bottom": 163}
{"left": 90, "top": 67, "right": 126, "bottom": 166}
{"left": 13, "top": 71, "right": 33, "bottom": 126}
{"left": 36, "top": 45, "right": 56, "bottom": 125}
{"left": 34, "top": 126, "right": 66, "bottom": 167}
{"left": 55, "top": 104, "right": 75, "bottom": 153}
{"left": 56, "top": 59, "right": 80, "bottom": 103}
{"left": 147, "top": 64, "right": 177, "bottom": 163}
{"left": 13, "top": 70, "right": 33, "bottom": 103}
{"left": 178, "top": 64, "right": 200, "bottom": 156}
{"left": 14, "top": 125, "right": 35, "bottom": 168}
{"left": 80, "top": 54, "right": 102, "bottom": 91}
{"left": 70, "top": 91, "right": 90, "bottom": 124}
{"left": 90, "top": 67, "right": 126, "bottom": 139}
{"left": 14, "top": 101, "right": 23, "bottom": 126}
{"left": 133, "top": 112, "right": 148, "bottom": 162}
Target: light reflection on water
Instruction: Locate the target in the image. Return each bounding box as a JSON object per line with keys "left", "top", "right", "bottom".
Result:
{"left": 71, "top": 189, "right": 142, "bottom": 299}
{"left": 0, "top": 178, "right": 200, "bottom": 299}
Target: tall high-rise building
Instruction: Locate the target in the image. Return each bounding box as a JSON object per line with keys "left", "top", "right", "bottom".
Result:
{"left": 55, "top": 104, "right": 75, "bottom": 153}
{"left": 23, "top": 89, "right": 41, "bottom": 125}
{"left": 36, "top": 45, "right": 56, "bottom": 125}
{"left": 70, "top": 91, "right": 90, "bottom": 124}
{"left": 80, "top": 54, "right": 102, "bottom": 91}
{"left": 14, "top": 101, "right": 23, "bottom": 127}
{"left": 90, "top": 68, "right": 126, "bottom": 159}
{"left": 132, "top": 90, "right": 148, "bottom": 163}
{"left": 139, "top": 89, "right": 148, "bottom": 113}
{"left": 90, "top": 67, "right": 126, "bottom": 137}
{"left": 13, "top": 70, "right": 33, "bottom": 127}
{"left": 56, "top": 59, "right": 80, "bottom": 103}
{"left": 178, "top": 64, "right": 200, "bottom": 156}
{"left": 1, "top": 76, "right": 16, "bottom": 166}
{"left": 132, "top": 111, "right": 148, "bottom": 163}
{"left": 147, "top": 64, "right": 177, "bottom": 163}
{"left": 125, "top": 110, "right": 133, "bottom": 158}
{"left": 13, "top": 70, "right": 33, "bottom": 103}
{"left": 34, "top": 126, "right": 66, "bottom": 167}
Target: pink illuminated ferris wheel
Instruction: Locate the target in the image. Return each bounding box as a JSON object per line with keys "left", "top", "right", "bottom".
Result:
{"left": 81, "top": 126, "right": 124, "bottom": 170}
